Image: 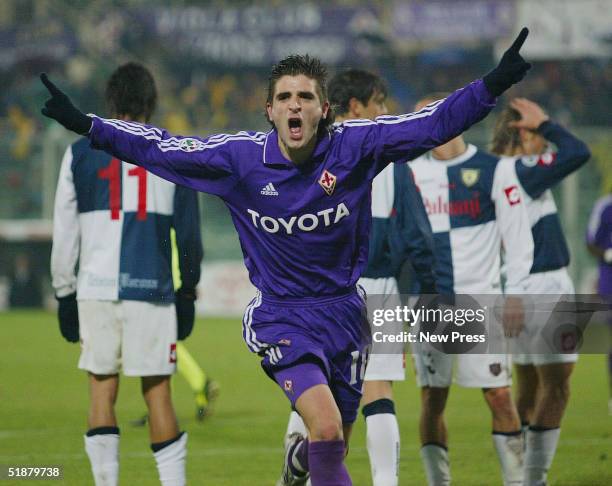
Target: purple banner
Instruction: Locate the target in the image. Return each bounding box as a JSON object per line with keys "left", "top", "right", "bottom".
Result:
{"left": 138, "top": 5, "right": 383, "bottom": 65}
{"left": 0, "top": 21, "right": 77, "bottom": 70}
{"left": 391, "top": 0, "right": 515, "bottom": 42}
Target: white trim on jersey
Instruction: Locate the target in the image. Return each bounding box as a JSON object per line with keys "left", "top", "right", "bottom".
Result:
{"left": 99, "top": 117, "right": 266, "bottom": 153}
{"left": 339, "top": 99, "right": 443, "bottom": 128}
{"left": 242, "top": 290, "right": 264, "bottom": 352}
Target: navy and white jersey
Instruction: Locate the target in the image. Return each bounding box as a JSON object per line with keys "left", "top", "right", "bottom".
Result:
{"left": 513, "top": 121, "right": 591, "bottom": 274}
{"left": 51, "top": 137, "right": 203, "bottom": 302}
{"left": 86, "top": 79, "right": 495, "bottom": 300}
{"left": 362, "top": 162, "right": 436, "bottom": 293}
{"left": 409, "top": 145, "right": 533, "bottom": 294}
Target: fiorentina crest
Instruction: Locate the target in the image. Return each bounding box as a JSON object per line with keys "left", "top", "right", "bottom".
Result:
{"left": 318, "top": 170, "right": 337, "bottom": 196}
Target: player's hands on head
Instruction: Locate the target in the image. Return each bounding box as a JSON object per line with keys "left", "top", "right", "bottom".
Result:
{"left": 175, "top": 287, "right": 197, "bottom": 340}
{"left": 56, "top": 293, "right": 80, "bottom": 343}
{"left": 508, "top": 98, "right": 550, "bottom": 131}
{"left": 40, "top": 73, "right": 92, "bottom": 135}
{"left": 483, "top": 27, "right": 532, "bottom": 97}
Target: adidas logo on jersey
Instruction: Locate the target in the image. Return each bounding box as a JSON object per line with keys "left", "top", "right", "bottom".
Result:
{"left": 260, "top": 183, "right": 279, "bottom": 196}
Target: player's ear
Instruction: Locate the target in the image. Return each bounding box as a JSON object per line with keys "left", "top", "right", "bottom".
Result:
{"left": 266, "top": 102, "right": 273, "bottom": 121}
{"left": 321, "top": 100, "right": 330, "bottom": 120}
{"left": 348, "top": 97, "right": 361, "bottom": 118}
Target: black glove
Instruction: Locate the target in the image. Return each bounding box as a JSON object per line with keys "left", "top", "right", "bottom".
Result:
{"left": 56, "top": 293, "right": 80, "bottom": 343}
{"left": 40, "top": 73, "right": 92, "bottom": 135}
{"left": 483, "top": 27, "right": 532, "bottom": 97}
{"left": 175, "top": 287, "right": 197, "bottom": 340}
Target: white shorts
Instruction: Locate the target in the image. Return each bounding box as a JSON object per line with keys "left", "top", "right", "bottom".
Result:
{"left": 408, "top": 292, "right": 512, "bottom": 388}
{"left": 513, "top": 268, "right": 578, "bottom": 366}
{"left": 360, "top": 277, "right": 406, "bottom": 382}
{"left": 77, "top": 300, "right": 177, "bottom": 376}
{"left": 411, "top": 342, "right": 512, "bottom": 388}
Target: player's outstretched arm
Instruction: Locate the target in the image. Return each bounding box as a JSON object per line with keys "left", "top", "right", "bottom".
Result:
{"left": 40, "top": 74, "right": 241, "bottom": 197}
{"left": 510, "top": 98, "right": 591, "bottom": 199}
{"left": 342, "top": 28, "right": 532, "bottom": 172}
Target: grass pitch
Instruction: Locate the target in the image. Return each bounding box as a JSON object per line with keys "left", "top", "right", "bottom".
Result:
{"left": 0, "top": 310, "right": 610, "bottom": 485}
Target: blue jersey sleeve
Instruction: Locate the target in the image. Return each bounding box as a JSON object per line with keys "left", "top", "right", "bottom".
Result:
{"left": 88, "top": 117, "right": 266, "bottom": 197}
{"left": 338, "top": 79, "right": 496, "bottom": 178}
{"left": 390, "top": 164, "right": 438, "bottom": 293}
{"left": 516, "top": 121, "right": 591, "bottom": 199}
{"left": 172, "top": 186, "right": 203, "bottom": 290}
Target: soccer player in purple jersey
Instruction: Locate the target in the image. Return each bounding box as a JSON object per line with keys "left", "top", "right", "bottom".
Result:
{"left": 40, "top": 29, "right": 531, "bottom": 485}
{"left": 281, "top": 69, "right": 439, "bottom": 486}
{"left": 586, "top": 191, "right": 612, "bottom": 415}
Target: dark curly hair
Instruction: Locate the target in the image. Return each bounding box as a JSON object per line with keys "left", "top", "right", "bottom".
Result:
{"left": 105, "top": 62, "right": 157, "bottom": 122}
{"left": 266, "top": 54, "right": 333, "bottom": 131}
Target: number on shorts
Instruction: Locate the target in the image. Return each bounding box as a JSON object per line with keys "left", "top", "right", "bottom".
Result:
{"left": 349, "top": 350, "right": 367, "bottom": 385}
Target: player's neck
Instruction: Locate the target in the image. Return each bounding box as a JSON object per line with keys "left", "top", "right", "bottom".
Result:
{"left": 278, "top": 133, "right": 318, "bottom": 166}
{"left": 431, "top": 138, "right": 467, "bottom": 161}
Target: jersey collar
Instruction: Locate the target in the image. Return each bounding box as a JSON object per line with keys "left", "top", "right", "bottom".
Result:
{"left": 427, "top": 143, "right": 477, "bottom": 166}
{"left": 263, "top": 128, "right": 331, "bottom": 167}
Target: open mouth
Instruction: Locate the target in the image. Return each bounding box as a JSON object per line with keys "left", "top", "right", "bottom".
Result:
{"left": 288, "top": 118, "right": 303, "bottom": 140}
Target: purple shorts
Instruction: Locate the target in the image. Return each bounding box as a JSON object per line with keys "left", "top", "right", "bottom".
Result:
{"left": 242, "top": 289, "right": 370, "bottom": 424}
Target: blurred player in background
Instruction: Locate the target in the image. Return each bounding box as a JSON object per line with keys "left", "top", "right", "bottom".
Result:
{"left": 281, "top": 69, "right": 438, "bottom": 486}
{"left": 42, "top": 30, "right": 531, "bottom": 485}
{"left": 491, "top": 98, "right": 590, "bottom": 486}
{"left": 50, "top": 63, "right": 203, "bottom": 486}
{"left": 586, "top": 190, "right": 612, "bottom": 414}
{"left": 409, "top": 94, "right": 533, "bottom": 486}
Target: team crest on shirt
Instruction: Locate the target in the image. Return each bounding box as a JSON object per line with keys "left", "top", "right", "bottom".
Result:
{"left": 284, "top": 380, "right": 293, "bottom": 393}
{"left": 489, "top": 362, "right": 502, "bottom": 376}
{"left": 461, "top": 168, "right": 480, "bottom": 187}
{"left": 560, "top": 330, "right": 578, "bottom": 352}
{"left": 169, "top": 343, "right": 177, "bottom": 363}
{"left": 319, "top": 170, "right": 337, "bottom": 196}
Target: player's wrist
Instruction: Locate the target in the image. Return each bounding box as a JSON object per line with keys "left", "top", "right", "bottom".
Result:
{"left": 535, "top": 118, "right": 552, "bottom": 132}
{"left": 176, "top": 287, "right": 197, "bottom": 300}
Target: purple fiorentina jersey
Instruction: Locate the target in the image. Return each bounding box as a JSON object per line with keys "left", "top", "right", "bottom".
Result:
{"left": 88, "top": 80, "right": 495, "bottom": 299}
{"left": 587, "top": 195, "right": 612, "bottom": 296}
